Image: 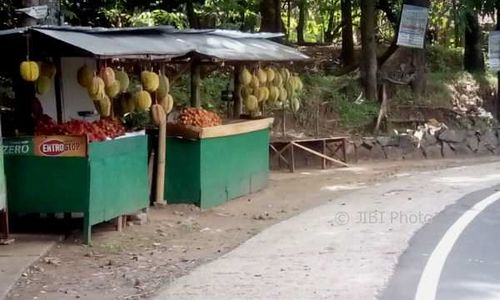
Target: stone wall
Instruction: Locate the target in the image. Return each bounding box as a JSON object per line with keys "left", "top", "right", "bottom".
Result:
{"left": 352, "top": 129, "right": 500, "bottom": 162}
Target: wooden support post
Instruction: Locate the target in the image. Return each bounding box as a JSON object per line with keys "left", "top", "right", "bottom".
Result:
{"left": 115, "top": 216, "right": 123, "bottom": 232}
{"left": 342, "top": 138, "right": 347, "bottom": 162}
{"left": 233, "top": 65, "right": 242, "bottom": 119}
{"left": 0, "top": 209, "right": 9, "bottom": 241}
{"left": 54, "top": 56, "right": 64, "bottom": 124}
{"left": 316, "top": 102, "right": 320, "bottom": 138}
{"left": 282, "top": 105, "right": 286, "bottom": 137}
{"left": 322, "top": 140, "right": 327, "bottom": 169}
{"left": 190, "top": 63, "right": 201, "bottom": 108}
{"left": 375, "top": 82, "right": 387, "bottom": 133}
{"left": 290, "top": 143, "right": 295, "bottom": 173}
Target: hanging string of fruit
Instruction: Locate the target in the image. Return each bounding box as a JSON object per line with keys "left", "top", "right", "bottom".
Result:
{"left": 239, "top": 66, "right": 303, "bottom": 116}
{"left": 76, "top": 62, "right": 175, "bottom": 122}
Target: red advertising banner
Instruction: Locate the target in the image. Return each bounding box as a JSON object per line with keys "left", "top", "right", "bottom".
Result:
{"left": 33, "top": 136, "right": 87, "bottom": 157}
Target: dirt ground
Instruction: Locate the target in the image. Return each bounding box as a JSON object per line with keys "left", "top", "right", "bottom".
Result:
{"left": 5, "top": 156, "right": 500, "bottom": 300}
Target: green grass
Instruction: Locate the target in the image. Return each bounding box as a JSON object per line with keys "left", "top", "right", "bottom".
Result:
{"left": 301, "top": 73, "right": 378, "bottom": 129}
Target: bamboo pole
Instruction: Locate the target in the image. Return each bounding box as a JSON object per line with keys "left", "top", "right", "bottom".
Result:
{"left": 154, "top": 114, "right": 167, "bottom": 207}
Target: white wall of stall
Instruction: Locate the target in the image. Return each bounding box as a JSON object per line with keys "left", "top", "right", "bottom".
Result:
{"left": 38, "top": 57, "right": 97, "bottom": 122}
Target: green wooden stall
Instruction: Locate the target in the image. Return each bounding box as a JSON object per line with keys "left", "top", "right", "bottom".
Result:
{"left": 4, "top": 135, "right": 149, "bottom": 244}
{"left": 165, "top": 118, "right": 273, "bottom": 208}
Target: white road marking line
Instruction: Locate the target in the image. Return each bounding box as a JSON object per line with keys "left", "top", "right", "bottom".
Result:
{"left": 415, "top": 191, "right": 500, "bottom": 300}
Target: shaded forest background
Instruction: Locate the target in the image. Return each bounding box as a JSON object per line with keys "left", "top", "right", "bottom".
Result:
{"left": 1, "top": 0, "right": 499, "bottom": 134}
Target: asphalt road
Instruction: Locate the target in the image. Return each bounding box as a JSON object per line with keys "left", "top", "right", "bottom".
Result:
{"left": 381, "top": 185, "right": 500, "bottom": 300}
{"left": 153, "top": 161, "right": 500, "bottom": 300}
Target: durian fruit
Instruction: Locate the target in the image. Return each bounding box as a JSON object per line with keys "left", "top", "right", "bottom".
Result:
{"left": 20, "top": 61, "right": 39, "bottom": 82}
{"left": 77, "top": 65, "right": 94, "bottom": 88}
{"left": 285, "top": 80, "right": 295, "bottom": 99}
{"left": 93, "top": 95, "right": 111, "bottom": 117}
{"left": 290, "top": 76, "right": 304, "bottom": 92}
{"left": 265, "top": 67, "right": 275, "bottom": 82}
{"left": 99, "top": 67, "right": 116, "bottom": 87}
{"left": 290, "top": 97, "right": 301, "bottom": 113}
{"left": 151, "top": 104, "right": 167, "bottom": 126}
{"left": 239, "top": 86, "right": 253, "bottom": 99}
{"left": 159, "top": 94, "right": 174, "bottom": 114}
{"left": 35, "top": 76, "right": 51, "bottom": 95}
{"left": 250, "top": 75, "right": 260, "bottom": 90}
{"left": 88, "top": 76, "right": 106, "bottom": 100}
{"left": 156, "top": 74, "right": 170, "bottom": 99}
{"left": 105, "top": 80, "right": 121, "bottom": 98}
{"left": 257, "top": 68, "right": 267, "bottom": 84}
{"left": 280, "top": 68, "right": 291, "bottom": 82}
{"left": 279, "top": 86, "right": 288, "bottom": 102}
{"left": 115, "top": 70, "right": 130, "bottom": 93}
{"left": 100, "top": 96, "right": 112, "bottom": 117}
{"left": 257, "top": 87, "right": 269, "bottom": 102}
{"left": 133, "top": 90, "right": 152, "bottom": 111}
{"left": 239, "top": 67, "right": 252, "bottom": 86}
{"left": 40, "top": 62, "right": 56, "bottom": 78}
{"left": 141, "top": 71, "right": 160, "bottom": 92}
{"left": 272, "top": 72, "right": 283, "bottom": 86}
{"left": 244, "top": 95, "right": 259, "bottom": 112}
{"left": 268, "top": 86, "right": 280, "bottom": 103}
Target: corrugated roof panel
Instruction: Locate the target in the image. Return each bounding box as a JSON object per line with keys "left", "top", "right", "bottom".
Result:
{"left": 33, "top": 28, "right": 193, "bottom": 58}
{"left": 5, "top": 26, "right": 309, "bottom": 61}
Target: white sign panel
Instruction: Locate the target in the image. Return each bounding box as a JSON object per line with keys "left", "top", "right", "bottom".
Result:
{"left": 489, "top": 31, "right": 500, "bottom": 71}
{"left": 16, "top": 5, "right": 48, "bottom": 20}
{"left": 397, "top": 4, "right": 429, "bottom": 49}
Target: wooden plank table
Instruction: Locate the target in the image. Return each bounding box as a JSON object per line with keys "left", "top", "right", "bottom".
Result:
{"left": 270, "top": 137, "right": 349, "bottom": 172}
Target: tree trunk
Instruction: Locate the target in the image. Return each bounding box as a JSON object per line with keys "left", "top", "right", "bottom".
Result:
{"left": 324, "top": 10, "right": 335, "bottom": 44}
{"left": 406, "top": 0, "right": 430, "bottom": 97}
{"left": 411, "top": 49, "right": 426, "bottom": 97}
{"left": 297, "top": 0, "right": 306, "bottom": 44}
{"left": 464, "top": 12, "right": 485, "bottom": 73}
{"left": 451, "top": 0, "right": 461, "bottom": 47}
{"left": 340, "top": 0, "right": 355, "bottom": 66}
{"left": 186, "top": 0, "right": 198, "bottom": 29}
{"left": 360, "top": 0, "right": 378, "bottom": 101}
{"left": 260, "top": 0, "right": 282, "bottom": 33}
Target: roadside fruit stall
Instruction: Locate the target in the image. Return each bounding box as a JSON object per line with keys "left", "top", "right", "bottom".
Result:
{"left": 0, "top": 26, "right": 309, "bottom": 240}
{"left": 0, "top": 27, "right": 184, "bottom": 244}
{"left": 165, "top": 64, "right": 306, "bottom": 208}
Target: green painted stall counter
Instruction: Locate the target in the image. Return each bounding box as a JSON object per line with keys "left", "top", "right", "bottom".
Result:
{"left": 166, "top": 118, "right": 273, "bottom": 209}
{"left": 4, "top": 135, "right": 149, "bottom": 244}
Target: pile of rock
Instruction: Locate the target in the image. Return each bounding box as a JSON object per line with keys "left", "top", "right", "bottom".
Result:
{"left": 354, "top": 125, "right": 499, "bottom": 161}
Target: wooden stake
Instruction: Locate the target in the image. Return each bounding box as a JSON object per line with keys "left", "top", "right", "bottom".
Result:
{"left": 154, "top": 116, "right": 167, "bottom": 207}
{"left": 282, "top": 104, "right": 286, "bottom": 137}
{"left": 233, "top": 65, "right": 242, "bottom": 119}
{"left": 375, "top": 82, "right": 388, "bottom": 133}
{"left": 190, "top": 63, "right": 201, "bottom": 108}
